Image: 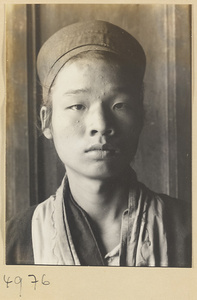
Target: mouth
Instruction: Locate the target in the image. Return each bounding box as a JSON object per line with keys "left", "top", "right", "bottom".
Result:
{"left": 85, "top": 144, "right": 120, "bottom": 159}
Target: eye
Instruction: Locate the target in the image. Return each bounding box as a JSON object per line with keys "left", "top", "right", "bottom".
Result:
{"left": 68, "top": 104, "right": 85, "bottom": 111}
{"left": 113, "top": 103, "right": 128, "bottom": 110}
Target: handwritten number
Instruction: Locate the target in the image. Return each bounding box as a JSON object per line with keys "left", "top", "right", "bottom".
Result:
{"left": 42, "top": 274, "right": 50, "bottom": 285}
{"left": 4, "top": 274, "right": 50, "bottom": 296}
{"left": 14, "top": 276, "right": 22, "bottom": 297}
{"left": 3, "top": 275, "right": 13, "bottom": 288}
{"left": 28, "top": 274, "right": 39, "bottom": 290}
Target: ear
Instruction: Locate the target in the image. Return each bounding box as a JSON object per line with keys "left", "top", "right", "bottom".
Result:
{"left": 40, "top": 106, "right": 53, "bottom": 139}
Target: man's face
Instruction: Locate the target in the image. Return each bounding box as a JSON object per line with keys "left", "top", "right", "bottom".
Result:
{"left": 41, "top": 55, "right": 142, "bottom": 180}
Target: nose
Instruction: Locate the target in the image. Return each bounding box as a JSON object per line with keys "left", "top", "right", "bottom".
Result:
{"left": 87, "top": 104, "right": 115, "bottom": 137}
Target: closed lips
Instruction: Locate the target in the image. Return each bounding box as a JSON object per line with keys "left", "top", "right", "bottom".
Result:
{"left": 85, "top": 144, "right": 119, "bottom": 153}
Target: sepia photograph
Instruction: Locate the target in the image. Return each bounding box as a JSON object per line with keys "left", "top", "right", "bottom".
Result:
{"left": 5, "top": 4, "right": 191, "bottom": 267}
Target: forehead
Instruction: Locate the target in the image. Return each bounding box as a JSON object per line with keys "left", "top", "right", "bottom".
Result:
{"left": 52, "top": 52, "right": 140, "bottom": 91}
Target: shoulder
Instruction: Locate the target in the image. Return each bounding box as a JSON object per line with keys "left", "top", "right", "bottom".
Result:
{"left": 138, "top": 182, "right": 190, "bottom": 222}
{"left": 6, "top": 194, "right": 57, "bottom": 265}
{"left": 157, "top": 193, "right": 191, "bottom": 232}
{"left": 143, "top": 183, "right": 191, "bottom": 238}
{"left": 137, "top": 182, "right": 191, "bottom": 267}
{"left": 161, "top": 194, "right": 191, "bottom": 267}
{"left": 33, "top": 195, "right": 56, "bottom": 221}
{"left": 140, "top": 183, "right": 191, "bottom": 267}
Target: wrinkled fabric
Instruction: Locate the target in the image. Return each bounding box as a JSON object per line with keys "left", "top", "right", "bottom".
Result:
{"left": 7, "top": 173, "right": 191, "bottom": 266}
{"left": 31, "top": 174, "right": 190, "bottom": 266}
{"left": 105, "top": 244, "right": 120, "bottom": 266}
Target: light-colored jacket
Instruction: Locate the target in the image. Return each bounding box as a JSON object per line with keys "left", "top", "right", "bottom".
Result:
{"left": 7, "top": 174, "right": 191, "bottom": 267}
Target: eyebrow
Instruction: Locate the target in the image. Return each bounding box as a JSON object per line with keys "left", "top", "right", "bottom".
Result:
{"left": 63, "top": 86, "right": 136, "bottom": 97}
{"left": 63, "top": 88, "right": 90, "bottom": 95}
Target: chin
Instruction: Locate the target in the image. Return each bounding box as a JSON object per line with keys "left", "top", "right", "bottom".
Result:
{"left": 82, "top": 164, "right": 129, "bottom": 180}
{"left": 65, "top": 158, "right": 132, "bottom": 180}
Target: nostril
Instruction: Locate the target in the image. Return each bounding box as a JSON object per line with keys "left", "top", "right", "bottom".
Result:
{"left": 90, "top": 129, "right": 98, "bottom": 136}
{"left": 90, "top": 128, "right": 114, "bottom": 136}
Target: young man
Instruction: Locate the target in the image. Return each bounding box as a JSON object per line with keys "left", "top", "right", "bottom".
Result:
{"left": 6, "top": 20, "right": 191, "bottom": 266}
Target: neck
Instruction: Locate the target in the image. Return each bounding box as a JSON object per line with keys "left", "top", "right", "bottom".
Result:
{"left": 66, "top": 169, "right": 131, "bottom": 222}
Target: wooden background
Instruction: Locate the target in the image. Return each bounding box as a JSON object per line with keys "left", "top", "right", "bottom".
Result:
{"left": 6, "top": 4, "right": 191, "bottom": 220}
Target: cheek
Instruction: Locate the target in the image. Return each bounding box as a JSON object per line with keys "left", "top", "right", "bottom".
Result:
{"left": 51, "top": 119, "right": 85, "bottom": 162}
{"left": 117, "top": 115, "right": 137, "bottom": 134}
{"left": 118, "top": 119, "right": 141, "bottom": 151}
{"left": 51, "top": 116, "right": 85, "bottom": 141}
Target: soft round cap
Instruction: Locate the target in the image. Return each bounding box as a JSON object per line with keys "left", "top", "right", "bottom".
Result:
{"left": 37, "top": 20, "right": 146, "bottom": 100}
